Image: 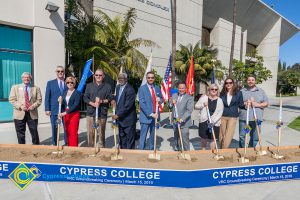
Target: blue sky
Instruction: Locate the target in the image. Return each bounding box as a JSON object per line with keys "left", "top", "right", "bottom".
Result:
{"left": 262, "top": 0, "right": 300, "bottom": 66}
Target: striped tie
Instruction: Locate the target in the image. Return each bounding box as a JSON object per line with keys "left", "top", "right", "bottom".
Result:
{"left": 24, "top": 86, "right": 30, "bottom": 110}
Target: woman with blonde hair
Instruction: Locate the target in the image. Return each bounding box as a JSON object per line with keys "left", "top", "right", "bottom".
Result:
{"left": 60, "top": 76, "right": 81, "bottom": 147}
{"left": 195, "top": 84, "right": 224, "bottom": 150}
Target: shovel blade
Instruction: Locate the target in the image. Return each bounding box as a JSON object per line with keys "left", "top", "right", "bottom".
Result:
{"left": 213, "top": 154, "right": 224, "bottom": 161}
{"left": 177, "top": 153, "right": 191, "bottom": 161}
{"left": 238, "top": 157, "right": 249, "bottom": 163}
{"left": 256, "top": 150, "right": 267, "bottom": 156}
{"left": 148, "top": 152, "right": 161, "bottom": 161}
{"left": 111, "top": 153, "right": 123, "bottom": 161}
{"left": 272, "top": 153, "right": 284, "bottom": 159}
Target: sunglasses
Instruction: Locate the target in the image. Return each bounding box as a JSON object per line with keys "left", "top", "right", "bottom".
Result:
{"left": 66, "top": 82, "right": 74, "bottom": 85}
{"left": 56, "top": 70, "right": 64, "bottom": 73}
{"left": 95, "top": 74, "right": 103, "bottom": 77}
{"left": 147, "top": 77, "right": 155, "bottom": 79}
{"left": 225, "top": 82, "right": 233, "bottom": 85}
{"left": 210, "top": 89, "right": 218, "bottom": 91}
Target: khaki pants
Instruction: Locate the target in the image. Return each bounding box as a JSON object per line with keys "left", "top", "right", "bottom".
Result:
{"left": 219, "top": 117, "right": 237, "bottom": 149}
{"left": 87, "top": 116, "right": 107, "bottom": 148}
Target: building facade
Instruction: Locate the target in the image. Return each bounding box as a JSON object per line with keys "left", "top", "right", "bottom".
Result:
{"left": 95, "top": 0, "right": 299, "bottom": 96}
{"left": 0, "top": 0, "right": 65, "bottom": 122}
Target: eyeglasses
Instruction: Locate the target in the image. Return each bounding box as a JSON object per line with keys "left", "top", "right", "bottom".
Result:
{"left": 56, "top": 70, "right": 64, "bottom": 73}
{"left": 95, "top": 74, "right": 103, "bottom": 77}
{"left": 210, "top": 89, "right": 218, "bottom": 91}
{"left": 66, "top": 82, "right": 74, "bottom": 85}
{"left": 147, "top": 77, "right": 155, "bottom": 79}
{"left": 225, "top": 82, "right": 233, "bottom": 85}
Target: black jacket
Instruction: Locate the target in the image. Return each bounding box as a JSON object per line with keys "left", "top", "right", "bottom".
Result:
{"left": 220, "top": 91, "right": 244, "bottom": 118}
{"left": 83, "top": 82, "right": 112, "bottom": 118}
{"left": 115, "top": 83, "right": 137, "bottom": 126}
{"left": 61, "top": 89, "right": 81, "bottom": 114}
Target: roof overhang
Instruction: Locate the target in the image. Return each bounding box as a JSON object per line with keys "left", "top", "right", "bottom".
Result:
{"left": 202, "top": 0, "right": 300, "bottom": 46}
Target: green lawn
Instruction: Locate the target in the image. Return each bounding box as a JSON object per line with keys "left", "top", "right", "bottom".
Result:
{"left": 288, "top": 116, "right": 300, "bottom": 132}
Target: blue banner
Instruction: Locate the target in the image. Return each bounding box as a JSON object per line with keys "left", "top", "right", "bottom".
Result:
{"left": 0, "top": 161, "right": 299, "bottom": 190}
{"left": 77, "top": 59, "right": 93, "bottom": 93}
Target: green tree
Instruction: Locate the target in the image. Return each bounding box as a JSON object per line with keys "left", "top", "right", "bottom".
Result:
{"left": 175, "top": 42, "right": 225, "bottom": 86}
{"left": 277, "top": 69, "right": 300, "bottom": 95}
{"left": 87, "top": 8, "right": 158, "bottom": 80}
{"left": 232, "top": 50, "right": 272, "bottom": 87}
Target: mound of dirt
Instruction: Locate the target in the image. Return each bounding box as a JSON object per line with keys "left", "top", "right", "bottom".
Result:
{"left": 0, "top": 144, "right": 299, "bottom": 170}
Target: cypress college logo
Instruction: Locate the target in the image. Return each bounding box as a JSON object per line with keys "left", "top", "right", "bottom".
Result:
{"left": 8, "top": 163, "right": 41, "bottom": 190}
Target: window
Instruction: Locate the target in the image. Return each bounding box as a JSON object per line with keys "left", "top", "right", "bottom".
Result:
{"left": 246, "top": 42, "right": 257, "bottom": 56}
{"left": 0, "top": 25, "right": 32, "bottom": 122}
{"left": 201, "top": 27, "right": 211, "bottom": 47}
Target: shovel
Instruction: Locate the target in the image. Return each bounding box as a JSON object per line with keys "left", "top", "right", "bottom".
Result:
{"left": 52, "top": 96, "right": 63, "bottom": 155}
{"left": 252, "top": 106, "right": 267, "bottom": 156}
{"left": 239, "top": 103, "right": 250, "bottom": 163}
{"left": 272, "top": 95, "right": 284, "bottom": 159}
{"left": 148, "top": 102, "right": 160, "bottom": 161}
{"left": 90, "top": 97, "right": 100, "bottom": 157}
{"left": 206, "top": 106, "right": 224, "bottom": 161}
{"left": 174, "top": 104, "right": 191, "bottom": 161}
{"left": 111, "top": 106, "right": 123, "bottom": 161}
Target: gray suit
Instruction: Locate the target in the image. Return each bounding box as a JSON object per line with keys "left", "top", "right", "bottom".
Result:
{"left": 169, "top": 93, "right": 194, "bottom": 151}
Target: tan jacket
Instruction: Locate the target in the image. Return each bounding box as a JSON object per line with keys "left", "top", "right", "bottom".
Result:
{"left": 9, "top": 84, "right": 42, "bottom": 120}
{"left": 195, "top": 95, "right": 224, "bottom": 126}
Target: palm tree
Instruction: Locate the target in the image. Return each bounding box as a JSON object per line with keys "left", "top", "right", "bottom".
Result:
{"left": 87, "top": 8, "right": 159, "bottom": 79}
{"left": 171, "top": 0, "right": 177, "bottom": 87}
{"left": 175, "top": 42, "right": 224, "bottom": 86}
{"left": 229, "top": 0, "right": 237, "bottom": 76}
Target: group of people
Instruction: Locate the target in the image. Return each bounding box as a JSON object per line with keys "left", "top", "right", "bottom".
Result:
{"left": 8, "top": 65, "right": 269, "bottom": 151}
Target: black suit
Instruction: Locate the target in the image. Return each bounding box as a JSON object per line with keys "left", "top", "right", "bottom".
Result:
{"left": 115, "top": 83, "right": 137, "bottom": 149}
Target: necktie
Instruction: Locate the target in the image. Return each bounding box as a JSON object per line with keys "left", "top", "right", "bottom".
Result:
{"left": 59, "top": 80, "right": 63, "bottom": 95}
{"left": 117, "top": 86, "right": 124, "bottom": 103}
{"left": 151, "top": 86, "right": 156, "bottom": 113}
{"left": 24, "top": 86, "right": 30, "bottom": 110}
{"left": 178, "top": 95, "right": 183, "bottom": 102}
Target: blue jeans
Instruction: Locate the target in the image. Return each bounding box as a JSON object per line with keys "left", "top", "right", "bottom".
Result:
{"left": 139, "top": 121, "right": 155, "bottom": 150}
{"left": 50, "top": 115, "right": 67, "bottom": 145}
{"left": 239, "top": 120, "right": 261, "bottom": 148}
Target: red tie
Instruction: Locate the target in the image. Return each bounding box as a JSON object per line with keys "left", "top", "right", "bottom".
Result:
{"left": 151, "top": 86, "right": 156, "bottom": 113}
{"left": 24, "top": 86, "right": 30, "bottom": 110}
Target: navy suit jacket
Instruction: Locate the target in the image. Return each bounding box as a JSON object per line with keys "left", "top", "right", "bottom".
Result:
{"left": 45, "top": 79, "right": 67, "bottom": 115}
{"left": 220, "top": 91, "right": 244, "bottom": 118}
{"left": 138, "top": 84, "right": 163, "bottom": 124}
{"left": 61, "top": 89, "right": 81, "bottom": 114}
{"left": 115, "top": 83, "right": 137, "bottom": 126}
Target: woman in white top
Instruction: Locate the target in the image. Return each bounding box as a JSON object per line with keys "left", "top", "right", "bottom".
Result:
{"left": 219, "top": 77, "right": 244, "bottom": 149}
{"left": 195, "top": 84, "right": 224, "bottom": 150}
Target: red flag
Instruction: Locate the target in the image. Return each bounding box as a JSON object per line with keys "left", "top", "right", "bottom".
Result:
{"left": 186, "top": 55, "right": 195, "bottom": 95}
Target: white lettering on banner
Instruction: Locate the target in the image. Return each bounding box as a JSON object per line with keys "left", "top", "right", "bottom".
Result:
{"left": 59, "top": 167, "right": 107, "bottom": 177}
{"left": 213, "top": 168, "right": 255, "bottom": 179}
{"left": 258, "top": 165, "right": 298, "bottom": 175}
{"left": 213, "top": 165, "right": 298, "bottom": 180}
{"left": 111, "top": 170, "right": 160, "bottom": 180}
{"left": 0, "top": 164, "right": 8, "bottom": 171}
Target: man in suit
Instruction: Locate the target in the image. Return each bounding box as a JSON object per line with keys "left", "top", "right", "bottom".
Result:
{"left": 45, "top": 66, "right": 68, "bottom": 145}
{"left": 112, "top": 73, "right": 137, "bottom": 149}
{"left": 9, "top": 72, "right": 42, "bottom": 144}
{"left": 138, "top": 71, "right": 163, "bottom": 150}
{"left": 169, "top": 82, "right": 193, "bottom": 151}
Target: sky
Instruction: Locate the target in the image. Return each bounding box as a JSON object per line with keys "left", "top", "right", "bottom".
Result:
{"left": 262, "top": 0, "right": 300, "bottom": 66}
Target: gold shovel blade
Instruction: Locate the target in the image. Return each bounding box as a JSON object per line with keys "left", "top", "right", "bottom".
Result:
{"left": 256, "top": 150, "right": 267, "bottom": 156}
{"left": 111, "top": 153, "right": 123, "bottom": 161}
{"left": 148, "top": 152, "right": 161, "bottom": 161}
{"left": 177, "top": 153, "right": 191, "bottom": 161}
{"left": 272, "top": 153, "right": 284, "bottom": 159}
{"left": 238, "top": 157, "right": 249, "bottom": 163}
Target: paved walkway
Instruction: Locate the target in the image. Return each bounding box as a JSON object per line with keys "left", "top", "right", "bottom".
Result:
{"left": 1, "top": 96, "right": 300, "bottom": 199}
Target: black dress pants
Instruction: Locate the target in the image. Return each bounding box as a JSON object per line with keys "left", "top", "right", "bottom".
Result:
{"left": 118, "top": 124, "right": 136, "bottom": 149}
{"left": 14, "top": 112, "right": 40, "bottom": 145}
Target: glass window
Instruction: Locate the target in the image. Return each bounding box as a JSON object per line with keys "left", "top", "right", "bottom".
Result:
{"left": 0, "top": 25, "right": 32, "bottom": 122}
{"left": 202, "top": 27, "right": 211, "bottom": 47}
